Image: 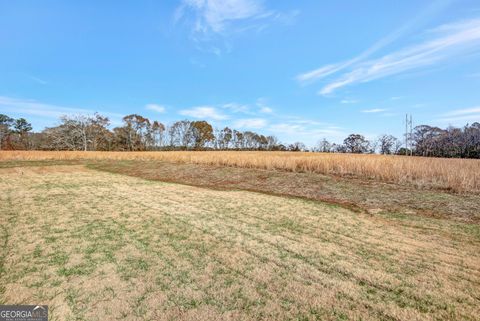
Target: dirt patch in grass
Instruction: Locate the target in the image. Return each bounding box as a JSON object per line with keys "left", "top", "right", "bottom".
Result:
{"left": 1, "top": 165, "right": 479, "bottom": 320}
{"left": 88, "top": 160, "right": 480, "bottom": 224}
{"left": 0, "top": 159, "right": 85, "bottom": 169}
{"left": 0, "top": 165, "right": 90, "bottom": 175}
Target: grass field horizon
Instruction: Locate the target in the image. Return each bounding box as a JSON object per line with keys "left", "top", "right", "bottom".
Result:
{"left": 2, "top": 151, "right": 479, "bottom": 194}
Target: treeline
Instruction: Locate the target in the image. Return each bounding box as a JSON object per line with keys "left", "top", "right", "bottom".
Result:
{"left": 315, "top": 124, "right": 480, "bottom": 158}
{"left": 1, "top": 113, "right": 479, "bottom": 158}
{"left": 0, "top": 113, "right": 283, "bottom": 151}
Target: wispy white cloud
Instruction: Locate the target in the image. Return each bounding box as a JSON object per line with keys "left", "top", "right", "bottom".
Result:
{"left": 296, "top": 64, "right": 348, "bottom": 83}
{"left": 233, "top": 118, "right": 267, "bottom": 128}
{"left": 179, "top": 106, "right": 228, "bottom": 120}
{"left": 269, "top": 9, "right": 300, "bottom": 26}
{"left": 296, "top": 0, "right": 453, "bottom": 84}
{"left": 264, "top": 113, "right": 344, "bottom": 144}
{"left": 381, "top": 112, "right": 399, "bottom": 117}
{"left": 437, "top": 114, "right": 480, "bottom": 123}
{"left": 315, "top": 18, "right": 480, "bottom": 95}
{"left": 259, "top": 106, "right": 273, "bottom": 113}
{"left": 412, "top": 103, "right": 428, "bottom": 109}
{"left": 281, "top": 118, "right": 325, "bottom": 126}
{"left": 178, "top": 99, "right": 274, "bottom": 125}
{"left": 268, "top": 122, "right": 346, "bottom": 143}
{"left": 256, "top": 98, "right": 273, "bottom": 113}
{"left": 222, "top": 102, "right": 251, "bottom": 114}
{"left": 28, "top": 75, "right": 48, "bottom": 85}
{"left": 221, "top": 99, "right": 274, "bottom": 114}
{"left": 0, "top": 96, "right": 123, "bottom": 124}
{"left": 145, "top": 104, "right": 166, "bottom": 113}
{"left": 175, "top": 0, "right": 298, "bottom": 54}
{"left": 443, "top": 106, "right": 480, "bottom": 116}
{"left": 362, "top": 108, "right": 388, "bottom": 113}
{"left": 340, "top": 99, "right": 358, "bottom": 104}
{"left": 176, "top": 0, "right": 264, "bottom": 34}
{"left": 437, "top": 106, "right": 480, "bottom": 124}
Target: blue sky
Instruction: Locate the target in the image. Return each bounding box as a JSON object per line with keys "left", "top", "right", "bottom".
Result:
{"left": 1, "top": 0, "right": 480, "bottom": 146}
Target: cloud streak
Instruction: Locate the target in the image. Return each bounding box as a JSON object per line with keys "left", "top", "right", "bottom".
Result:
{"left": 176, "top": 0, "right": 266, "bottom": 35}
{"left": 28, "top": 75, "right": 48, "bottom": 85}
{"left": 317, "top": 18, "right": 480, "bottom": 95}
{"left": 437, "top": 106, "right": 480, "bottom": 124}
{"left": 222, "top": 102, "right": 251, "bottom": 114}
{"left": 296, "top": 0, "right": 453, "bottom": 84}
{"left": 296, "top": 2, "right": 480, "bottom": 96}
{"left": 268, "top": 123, "right": 346, "bottom": 143}
{"left": 362, "top": 108, "right": 388, "bottom": 113}
{"left": 175, "top": 0, "right": 298, "bottom": 55}
{"left": 145, "top": 104, "right": 166, "bottom": 113}
{"left": 443, "top": 106, "right": 480, "bottom": 116}
{"left": 179, "top": 106, "right": 228, "bottom": 120}
{"left": 0, "top": 96, "right": 123, "bottom": 124}
{"left": 340, "top": 99, "right": 358, "bottom": 104}
{"left": 233, "top": 118, "right": 267, "bottom": 129}
{"left": 256, "top": 98, "right": 273, "bottom": 113}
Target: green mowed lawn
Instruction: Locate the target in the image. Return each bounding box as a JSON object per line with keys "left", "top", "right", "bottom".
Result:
{"left": 0, "top": 165, "right": 479, "bottom": 321}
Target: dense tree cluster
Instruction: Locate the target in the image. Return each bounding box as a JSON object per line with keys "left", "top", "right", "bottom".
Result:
{"left": 0, "top": 114, "right": 33, "bottom": 150}
{"left": 1, "top": 113, "right": 479, "bottom": 158}
{"left": 412, "top": 124, "right": 480, "bottom": 158}
{"left": 312, "top": 124, "right": 480, "bottom": 158}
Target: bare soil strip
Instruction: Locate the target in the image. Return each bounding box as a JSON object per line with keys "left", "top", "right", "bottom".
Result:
{"left": 1, "top": 165, "right": 479, "bottom": 320}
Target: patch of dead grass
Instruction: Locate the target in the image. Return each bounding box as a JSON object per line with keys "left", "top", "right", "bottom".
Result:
{"left": 2, "top": 150, "right": 480, "bottom": 193}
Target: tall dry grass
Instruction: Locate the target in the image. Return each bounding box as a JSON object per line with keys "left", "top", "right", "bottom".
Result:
{"left": 1, "top": 150, "right": 479, "bottom": 193}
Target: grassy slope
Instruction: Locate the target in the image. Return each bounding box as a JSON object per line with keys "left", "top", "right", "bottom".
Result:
{"left": 2, "top": 159, "right": 479, "bottom": 223}
{"left": 1, "top": 165, "right": 479, "bottom": 321}
{"left": 87, "top": 160, "right": 480, "bottom": 224}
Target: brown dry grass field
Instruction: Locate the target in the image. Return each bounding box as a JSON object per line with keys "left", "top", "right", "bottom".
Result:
{"left": 2, "top": 150, "right": 480, "bottom": 193}
{"left": 1, "top": 152, "right": 480, "bottom": 320}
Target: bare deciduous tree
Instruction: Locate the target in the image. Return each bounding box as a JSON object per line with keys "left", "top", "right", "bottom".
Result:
{"left": 316, "top": 138, "right": 332, "bottom": 153}
{"left": 376, "top": 134, "right": 401, "bottom": 155}
{"left": 169, "top": 120, "right": 193, "bottom": 148}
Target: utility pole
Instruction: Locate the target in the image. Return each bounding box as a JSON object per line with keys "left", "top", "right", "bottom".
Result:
{"left": 405, "top": 114, "right": 408, "bottom": 155}
{"left": 405, "top": 114, "right": 413, "bottom": 156}
{"left": 409, "top": 114, "right": 413, "bottom": 156}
